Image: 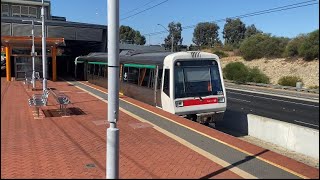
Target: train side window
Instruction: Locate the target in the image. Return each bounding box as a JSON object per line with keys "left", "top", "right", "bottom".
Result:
{"left": 88, "top": 64, "right": 94, "bottom": 75}
{"left": 140, "top": 68, "right": 156, "bottom": 88}
{"left": 163, "top": 69, "right": 170, "bottom": 97}
{"left": 123, "top": 66, "right": 139, "bottom": 85}
{"left": 98, "top": 65, "right": 101, "bottom": 76}
{"left": 103, "top": 65, "right": 108, "bottom": 78}
{"left": 157, "top": 69, "right": 163, "bottom": 89}
{"left": 94, "top": 64, "right": 99, "bottom": 76}
{"left": 122, "top": 66, "right": 129, "bottom": 82}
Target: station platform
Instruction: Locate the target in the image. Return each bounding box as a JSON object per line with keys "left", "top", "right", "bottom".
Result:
{"left": 1, "top": 77, "right": 319, "bottom": 179}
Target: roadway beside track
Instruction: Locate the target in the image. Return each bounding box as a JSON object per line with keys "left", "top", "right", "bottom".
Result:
{"left": 225, "top": 82, "right": 319, "bottom": 102}
{"left": 223, "top": 87, "right": 319, "bottom": 130}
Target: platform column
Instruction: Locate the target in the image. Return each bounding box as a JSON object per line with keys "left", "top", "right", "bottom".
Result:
{"left": 52, "top": 46, "right": 57, "bottom": 81}
{"left": 5, "top": 46, "right": 11, "bottom": 81}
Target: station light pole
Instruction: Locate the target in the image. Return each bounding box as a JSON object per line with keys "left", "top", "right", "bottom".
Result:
{"left": 107, "top": 0, "right": 120, "bottom": 179}
{"left": 22, "top": 19, "right": 36, "bottom": 89}
{"left": 157, "top": 23, "right": 174, "bottom": 52}
{"left": 41, "top": 0, "right": 47, "bottom": 91}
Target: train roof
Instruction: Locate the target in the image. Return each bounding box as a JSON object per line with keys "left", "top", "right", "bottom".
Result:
{"left": 76, "top": 50, "right": 220, "bottom": 66}
{"left": 120, "top": 51, "right": 173, "bottom": 65}
{"left": 77, "top": 49, "right": 173, "bottom": 65}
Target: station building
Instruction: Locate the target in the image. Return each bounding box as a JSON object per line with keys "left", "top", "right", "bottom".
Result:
{"left": 1, "top": 0, "right": 165, "bottom": 81}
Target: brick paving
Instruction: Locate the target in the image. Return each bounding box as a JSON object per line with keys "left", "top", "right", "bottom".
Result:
{"left": 1, "top": 78, "right": 243, "bottom": 179}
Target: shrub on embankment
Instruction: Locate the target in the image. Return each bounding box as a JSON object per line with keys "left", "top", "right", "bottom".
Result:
{"left": 239, "top": 34, "right": 289, "bottom": 61}
{"left": 278, "top": 76, "right": 303, "bottom": 87}
{"left": 223, "top": 62, "right": 270, "bottom": 84}
{"left": 239, "top": 29, "right": 319, "bottom": 61}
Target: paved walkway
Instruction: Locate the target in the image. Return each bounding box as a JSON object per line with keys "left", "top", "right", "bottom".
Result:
{"left": 1, "top": 78, "right": 319, "bottom": 179}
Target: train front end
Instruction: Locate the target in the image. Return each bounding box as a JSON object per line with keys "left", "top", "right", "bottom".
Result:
{"left": 165, "top": 52, "right": 227, "bottom": 125}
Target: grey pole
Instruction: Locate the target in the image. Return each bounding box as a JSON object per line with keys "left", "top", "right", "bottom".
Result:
{"left": 107, "top": 0, "right": 120, "bottom": 179}
{"left": 157, "top": 24, "right": 174, "bottom": 52}
{"left": 171, "top": 35, "right": 174, "bottom": 52}
{"left": 41, "top": 0, "right": 47, "bottom": 91}
{"left": 22, "top": 19, "right": 36, "bottom": 89}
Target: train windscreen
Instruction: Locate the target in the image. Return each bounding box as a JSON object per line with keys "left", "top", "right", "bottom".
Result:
{"left": 174, "top": 60, "right": 223, "bottom": 99}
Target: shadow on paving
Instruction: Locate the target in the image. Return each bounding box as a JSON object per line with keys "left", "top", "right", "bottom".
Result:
{"left": 200, "top": 149, "right": 269, "bottom": 179}
{"left": 43, "top": 107, "right": 86, "bottom": 117}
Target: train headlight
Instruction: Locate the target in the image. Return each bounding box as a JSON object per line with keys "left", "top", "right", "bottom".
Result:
{"left": 218, "top": 97, "right": 225, "bottom": 103}
{"left": 175, "top": 100, "right": 184, "bottom": 107}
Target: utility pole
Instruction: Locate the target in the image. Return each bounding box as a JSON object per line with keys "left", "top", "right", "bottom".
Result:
{"left": 41, "top": 0, "right": 47, "bottom": 91}
{"left": 157, "top": 24, "right": 174, "bottom": 52}
{"left": 22, "top": 19, "right": 36, "bottom": 89}
{"left": 171, "top": 35, "right": 174, "bottom": 52}
{"left": 107, "top": 0, "right": 119, "bottom": 179}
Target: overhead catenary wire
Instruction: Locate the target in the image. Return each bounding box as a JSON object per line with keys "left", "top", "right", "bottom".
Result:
{"left": 121, "top": 0, "right": 169, "bottom": 21}
{"left": 145, "top": 0, "right": 318, "bottom": 36}
{"left": 183, "top": 1, "right": 319, "bottom": 30}
{"left": 121, "top": 0, "right": 158, "bottom": 16}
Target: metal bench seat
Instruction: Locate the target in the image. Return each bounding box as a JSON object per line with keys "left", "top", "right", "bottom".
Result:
{"left": 32, "top": 89, "right": 49, "bottom": 105}
{"left": 56, "top": 94, "right": 70, "bottom": 115}
{"left": 28, "top": 89, "right": 50, "bottom": 117}
{"left": 49, "top": 88, "right": 71, "bottom": 116}
{"left": 24, "top": 77, "right": 32, "bottom": 89}
{"left": 24, "top": 71, "right": 41, "bottom": 89}
{"left": 28, "top": 98, "right": 46, "bottom": 117}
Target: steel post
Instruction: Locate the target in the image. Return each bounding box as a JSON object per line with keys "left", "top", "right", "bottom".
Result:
{"left": 41, "top": 0, "right": 47, "bottom": 91}
{"left": 107, "top": 0, "right": 120, "bottom": 179}
{"left": 31, "top": 20, "right": 36, "bottom": 89}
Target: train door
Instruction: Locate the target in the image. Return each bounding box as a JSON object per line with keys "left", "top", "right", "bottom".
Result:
{"left": 161, "top": 68, "right": 174, "bottom": 113}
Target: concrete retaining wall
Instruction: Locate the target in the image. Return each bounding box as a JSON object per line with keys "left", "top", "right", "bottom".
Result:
{"left": 247, "top": 114, "right": 319, "bottom": 159}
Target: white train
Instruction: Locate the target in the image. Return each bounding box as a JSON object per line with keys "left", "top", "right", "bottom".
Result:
{"left": 75, "top": 50, "right": 227, "bottom": 126}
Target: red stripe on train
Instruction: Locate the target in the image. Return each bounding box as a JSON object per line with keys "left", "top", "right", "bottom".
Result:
{"left": 183, "top": 98, "right": 218, "bottom": 107}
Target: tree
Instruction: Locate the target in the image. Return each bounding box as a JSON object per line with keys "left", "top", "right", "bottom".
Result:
{"left": 134, "top": 31, "right": 146, "bottom": 45}
{"left": 223, "top": 18, "right": 246, "bottom": 48}
{"left": 164, "top": 22, "right": 183, "bottom": 51}
{"left": 120, "top": 25, "right": 146, "bottom": 45}
{"left": 245, "top": 24, "right": 262, "bottom": 39}
{"left": 120, "top": 25, "right": 136, "bottom": 44}
{"left": 192, "top": 22, "right": 220, "bottom": 48}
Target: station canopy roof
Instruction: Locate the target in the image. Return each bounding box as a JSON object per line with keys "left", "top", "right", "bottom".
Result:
{"left": 1, "top": 36, "right": 65, "bottom": 48}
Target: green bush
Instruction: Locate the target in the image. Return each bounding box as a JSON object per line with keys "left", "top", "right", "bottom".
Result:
{"left": 223, "top": 62, "right": 249, "bottom": 84}
{"left": 238, "top": 29, "right": 318, "bottom": 61}
{"left": 213, "top": 50, "right": 229, "bottom": 58}
{"left": 298, "top": 30, "right": 319, "bottom": 61}
{"left": 278, "top": 76, "right": 303, "bottom": 87}
{"left": 263, "top": 36, "right": 289, "bottom": 58}
{"left": 239, "top": 34, "right": 267, "bottom": 60}
{"left": 247, "top": 67, "right": 270, "bottom": 84}
{"left": 284, "top": 35, "right": 306, "bottom": 57}
{"left": 223, "top": 43, "right": 234, "bottom": 51}
{"left": 240, "top": 34, "right": 289, "bottom": 60}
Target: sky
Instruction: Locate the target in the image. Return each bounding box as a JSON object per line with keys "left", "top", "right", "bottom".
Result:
{"left": 51, "top": 0, "right": 319, "bottom": 45}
